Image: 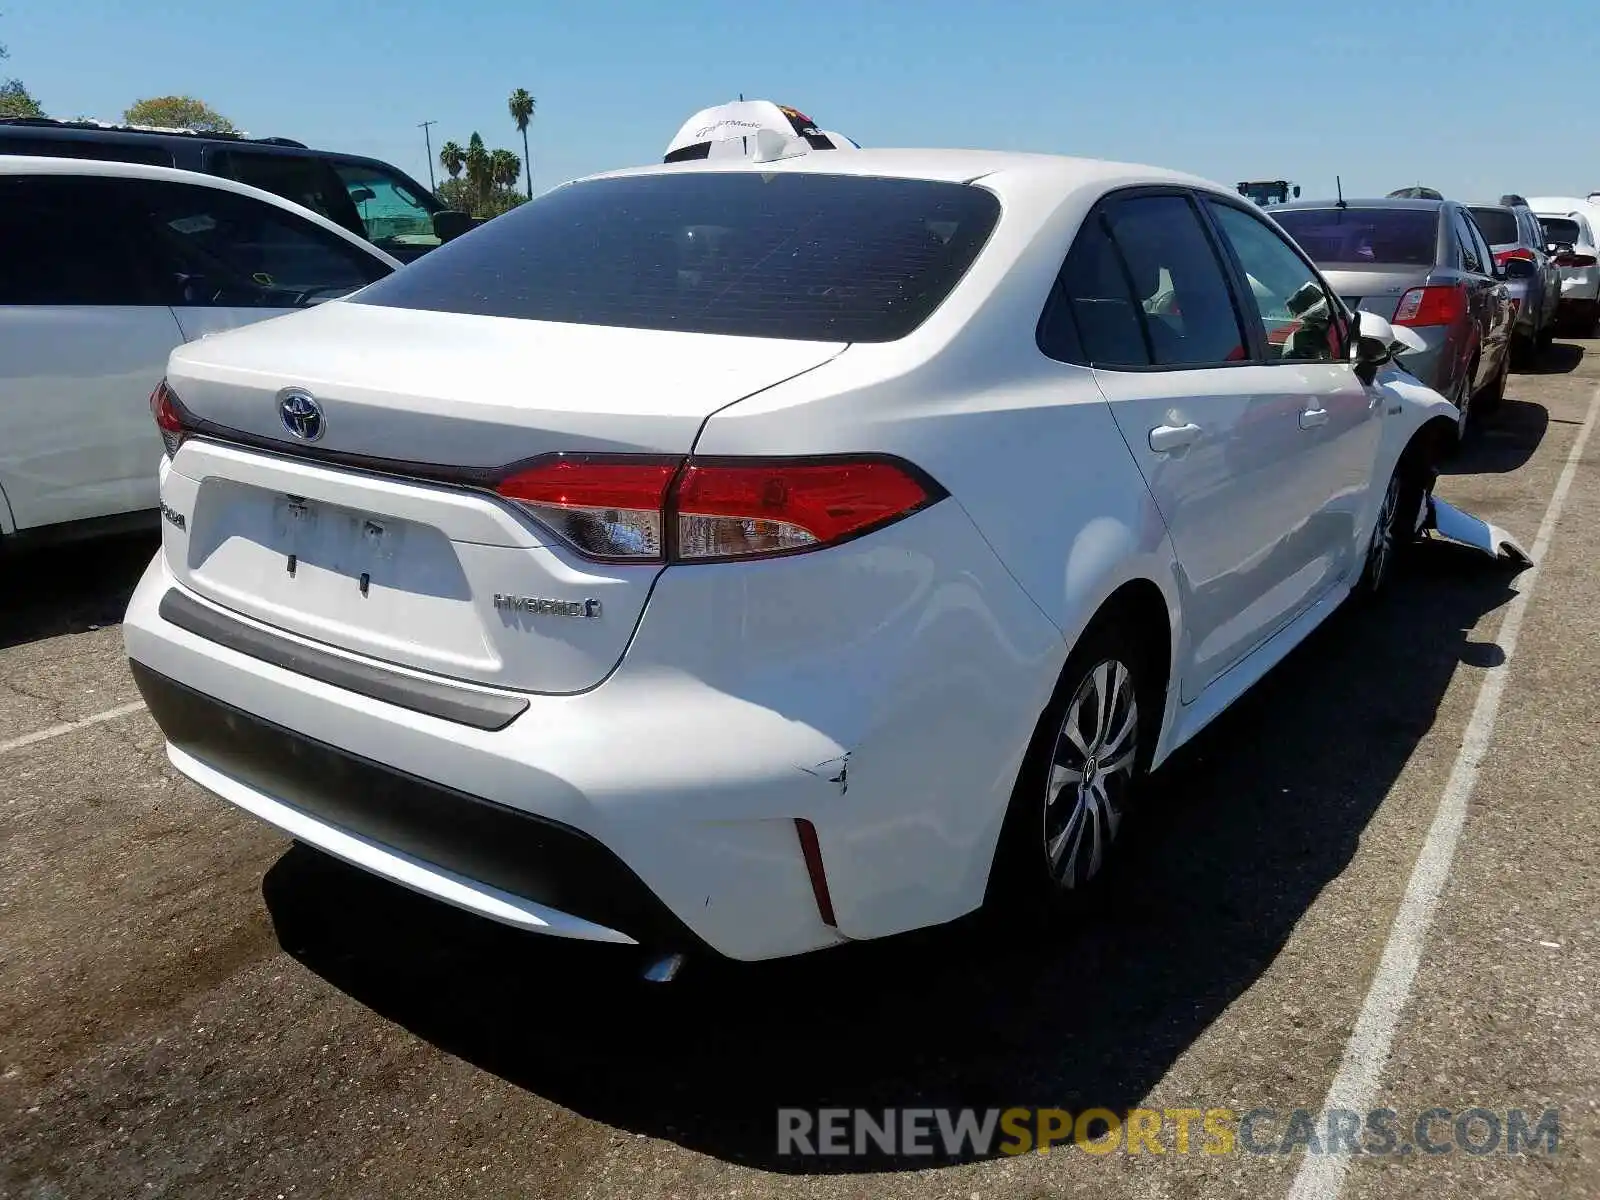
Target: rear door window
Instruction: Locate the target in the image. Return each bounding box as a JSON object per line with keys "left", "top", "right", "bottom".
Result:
{"left": 1271, "top": 207, "right": 1440, "bottom": 266}
{"left": 0, "top": 176, "right": 165, "bottom": 305}
{"left": 208, "top": 149, "right": 367, "bottom": 240}
{"left": 1040, "top": 215, "right": 1147, "bottom": 366}
{"left": 126, "top": 180, "right": 391, "bottom": 307}
{"left": 1102, "top": 194, "right": 1248, "bottom": 367}
{"left": 351, "top": 171, "right": 1001, "bottom": 343}
{"left": 1453, "top": 211, "right": 1485, "bottom": 273}
{"left": 0, "top": 135, "right": 175, "bottom": 167}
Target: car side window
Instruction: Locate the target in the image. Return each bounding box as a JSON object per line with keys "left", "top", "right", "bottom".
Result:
{"left": 1041, "top": 213, "right": 1148, "bottom": 367}
{"left": 1459, "top": 212, "right": 1491, "bottom": 278}
{"left": 1205, "top": 200, "right": 1346, "bottom": 363}
{"left": 1103, "top": 195, "right": 1248, "bottom": 367}
{"left": 1453, "top": 211, "right": 1484, "bottom": 274}
{"left": 126, "top": 180, "right": 391, "bottom": 309}
{"left": 0, "top": 176, "right": 165, "bottom": 306}
{"left": 332, "top": 162, "right": 441, "bottom": 251}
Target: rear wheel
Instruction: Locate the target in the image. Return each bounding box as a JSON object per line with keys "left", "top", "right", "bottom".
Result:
{"left": 1478, "top": 351, "right": 1509, "bottom": 414}
{"left": 989, "top": 618, "right": 1158, "bottom": 919}
{"left": 1450, "top": 367, "right": 1474, "bottom": 442}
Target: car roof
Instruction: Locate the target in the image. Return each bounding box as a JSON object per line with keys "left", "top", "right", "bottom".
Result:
{"left": 1271, "top": 197, "right": 1448, "bottom": 212}
{"left": 585, "top": 146, "right": 1227, "bottom": 198}
{"left": 0, "top": 154, "right": 402, "bottom": 269}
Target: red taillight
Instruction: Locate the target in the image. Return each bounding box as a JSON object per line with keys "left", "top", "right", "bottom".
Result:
{"left": 1557, "top": 251, "right": 1598, "bottom": 268}
{"left": 496, "top": 454, "right": 942, "bottom": 563}
{"left": 1494, "top": 248, "right": 1535, "bottom": 265}
{"left": 149, "top": 379, "right": 186, "bottom": 456}
{"left": 1392, "top": 284, "right": 1467, "bottom": 328}
{"left": 495, "top": 457, "right": 679, "bottom": 561}
{"left": 674, "top": 458, "right": 937, "bottom": 561}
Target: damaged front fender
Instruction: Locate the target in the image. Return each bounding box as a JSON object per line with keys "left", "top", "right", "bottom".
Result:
{"left": 1423, "top": 496, "right": 1533, "bottom": 567}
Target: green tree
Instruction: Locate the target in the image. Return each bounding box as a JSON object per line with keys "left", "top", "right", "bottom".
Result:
{"left": 0, "top": 77, "right": 43, "bottom": 118}
{"left": 464, "top": 131, "right": 490, "bottom": 209}
{"left": 123, "top": 95, "right": 236, "bottom": 133}
{"left": 507, "top": 88, "right": 535, "bottom": 199}
{"left": 490, "top": 148, "right": 520, "bottom": 192}
{"left": 438, "top": 139, "right": 464, "bottom": 181}
{"left": 1, "top": 20, "right": 44, "bottom": 118}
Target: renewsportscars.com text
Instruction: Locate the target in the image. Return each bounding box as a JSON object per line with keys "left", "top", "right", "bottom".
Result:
{"left": 777, "top": 1106, "right": 1560, "bottom": 1159}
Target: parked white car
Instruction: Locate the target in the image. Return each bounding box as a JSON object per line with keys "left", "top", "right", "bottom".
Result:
{"left": 126, "top": 145, "right": 1473, "bottom": 968}
{"left": 0, "top": 157, "right": 399, "bottom": 543}
{"left": 1527, "top": 195, "right": 1600, "bottom": 334}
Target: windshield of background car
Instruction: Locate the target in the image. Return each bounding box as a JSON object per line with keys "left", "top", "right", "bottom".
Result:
{"left": 1468, "top": 207, "right": 1519, "bottom": 246}
{"left": 1540, "top": 217, "right": 1581, "bottom": 246}
{"left": 332, "top": 162, "right": 441, "bottom": 249}
{"left": 351, "top": 171, "right": 1003, "bottom": 342}
{"left": 1270, "top": 207, "right": 1439, "bottom": 266}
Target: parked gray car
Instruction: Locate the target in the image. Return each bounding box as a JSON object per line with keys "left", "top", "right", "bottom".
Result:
{"left": 1268, "top": 198, "right": 1514, "bottom": 436}
{"left": 1468, "top": 196, "right": 1560, "bottom": 361}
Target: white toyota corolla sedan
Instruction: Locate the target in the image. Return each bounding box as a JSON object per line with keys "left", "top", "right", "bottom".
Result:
{"left": 124, "top": 142, "right": 1465, "bottom": 968}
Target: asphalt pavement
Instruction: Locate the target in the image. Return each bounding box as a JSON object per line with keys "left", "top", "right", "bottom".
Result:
{"left": 2, "top": 345, "right": 1597, "bottom": 1200}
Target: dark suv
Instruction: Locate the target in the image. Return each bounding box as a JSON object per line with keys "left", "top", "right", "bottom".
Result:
{"left": 0, "top": 117, "right": 469, "bottom": 262}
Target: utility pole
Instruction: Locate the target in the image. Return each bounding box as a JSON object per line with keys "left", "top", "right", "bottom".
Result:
{"left": 418, "top": 120, "right": 438, "bottom": 191}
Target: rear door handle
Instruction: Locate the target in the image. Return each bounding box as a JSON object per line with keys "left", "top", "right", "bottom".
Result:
{"left": 1299, "top": 406, "right": 1330, "bottom": 429}
{"left": 1148, "top": 422, "right": 1202, "bottom": 452}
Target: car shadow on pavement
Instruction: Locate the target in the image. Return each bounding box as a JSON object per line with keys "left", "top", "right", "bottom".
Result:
{"left": 1439, "top": 399, "right": 1548, "bottom": 476}
{"left": 1527, "top": 341, "right": 1584, "bottom": 375}
{"left": 263, "top": 539, "right": 1524, "bottom": 1174}
{"left": 0, "top": 531, "right": 158, "bottom": 650}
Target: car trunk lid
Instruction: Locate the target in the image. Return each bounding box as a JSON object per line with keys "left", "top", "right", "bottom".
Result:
{"left": 161, "top": 301, "right": 845, "bottom": 695}
{"left": 1319, "top": 267, "right": 1433, "bottom": 321}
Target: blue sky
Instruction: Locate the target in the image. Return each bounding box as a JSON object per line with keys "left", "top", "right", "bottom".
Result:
{"left": 8, "top": 0, "right": 1599, "bottom": 203}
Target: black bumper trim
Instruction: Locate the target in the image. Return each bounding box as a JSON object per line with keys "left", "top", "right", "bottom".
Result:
{"left": 158, "top": 588, "right": 528, "bottom": 732}
{"left": 130, "top": 661, "right": 703, "bottom": 953}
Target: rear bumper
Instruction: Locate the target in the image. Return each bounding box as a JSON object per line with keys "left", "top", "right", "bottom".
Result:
{"left": 131, "top": 659, "right": 697, "bottom": 951}
{"left": 124, "top": 492, "right": 1064, "bottom": 960}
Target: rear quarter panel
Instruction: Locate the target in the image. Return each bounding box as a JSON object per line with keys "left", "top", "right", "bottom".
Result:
{"left": 694, "top": 178, "right": 1185, "bottom": 749}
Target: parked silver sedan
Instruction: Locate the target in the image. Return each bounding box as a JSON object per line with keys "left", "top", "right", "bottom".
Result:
{"left": 1269, "top": 197, "right": 1514, "bottom": 436}
{"left": 1468, "top": 197, "right": 1561, "bottom": 362}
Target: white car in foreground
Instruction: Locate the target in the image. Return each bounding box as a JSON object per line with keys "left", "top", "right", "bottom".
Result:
{"left": 0, "top": 157, "right": 399, "bottom": 543}
{"left": 126, "top": 143, "right": 1475, "bottom": 968}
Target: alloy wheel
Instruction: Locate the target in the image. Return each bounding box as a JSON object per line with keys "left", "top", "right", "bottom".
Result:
{"left": 1042, "top": 658, "right": 1139, "bottom": 889}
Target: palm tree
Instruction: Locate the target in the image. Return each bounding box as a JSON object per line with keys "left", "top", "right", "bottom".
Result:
{"left": 464, "top": 132, "right": 490, "bottom": 209}
{"left": 490, "top": 148, "right": 521, "bottom": 194}
{"left": 438, "top": 140, "right": 464, "bottom": 180}
{"left": 507, "top": 88, "right": 536, "bottom": 199}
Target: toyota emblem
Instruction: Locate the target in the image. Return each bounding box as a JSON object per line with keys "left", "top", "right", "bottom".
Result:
{"left": 277, "top": 388, "right": 325, "bottom": 442}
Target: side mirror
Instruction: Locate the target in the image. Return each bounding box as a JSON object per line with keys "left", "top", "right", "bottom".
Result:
{"left": 1502, "top": 257, "right": 1538, "bottom": 280}
{"left": 432, "top": 210, "right": 473, "bottom": 243}
{"left": 1352, "top": 310, "right": 1423, "bottom": 384}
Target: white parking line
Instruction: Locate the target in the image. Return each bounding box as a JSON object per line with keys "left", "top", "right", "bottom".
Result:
{"left": 1288, "top": 381, "right": 1600, "bottom": 1200}
{"left": 0, "top": 700, "right": 148, "bottom": 757}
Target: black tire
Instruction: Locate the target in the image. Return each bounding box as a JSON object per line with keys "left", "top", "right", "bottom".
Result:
{"left": 1352, "top": 459, "right": 1424, "bottom": 601}
{"left": 986, "top": 616, "right": 1161, "bottom": 922}
{"left": 1478, "top": 352, "right": 1509, "bottom": 414}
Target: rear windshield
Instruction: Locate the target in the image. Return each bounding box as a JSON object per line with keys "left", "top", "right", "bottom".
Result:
{"left": 351, "top": 171, "right": 1002, "bottom": 342}
{"left": 1541, "top": 217, "right": 1581, "bottom": 245}
{"left": 1468, "top": 207, "right": 1519, "bottom": 246}
{"left": 1271, "top": 207, "right": 1439, "bottom": 266}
